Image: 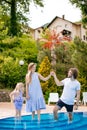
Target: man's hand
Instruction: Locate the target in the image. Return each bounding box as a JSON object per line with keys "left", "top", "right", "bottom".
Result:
{"left": 74, "top": 104, "right": 78, "bottom": 110}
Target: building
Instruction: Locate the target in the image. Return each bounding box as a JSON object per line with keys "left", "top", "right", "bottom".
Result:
{"left": 33, "top": 15, "right": 87, "bottom": 42}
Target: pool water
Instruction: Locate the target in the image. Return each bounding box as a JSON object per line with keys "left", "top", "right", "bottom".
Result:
{"left": 0, "top": 112, "right": 87, "bottom": 130}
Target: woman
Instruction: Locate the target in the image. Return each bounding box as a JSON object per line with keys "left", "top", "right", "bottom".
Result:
{"left": 25, "top": 62, "right": 51, "bottom": 121}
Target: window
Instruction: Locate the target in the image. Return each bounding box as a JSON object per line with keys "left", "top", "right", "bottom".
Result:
{"left": 83, "top": 35, "right": 85, "bottom": 40}
{"left": 86, "top": 37, "right": 87, "bottom": 41}
{"left": 38, "top": 30, "right": 41, "bottom": 33}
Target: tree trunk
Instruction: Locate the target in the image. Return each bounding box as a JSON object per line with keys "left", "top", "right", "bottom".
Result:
{"left": 51, "top": 44, "right": 56, "bottom": 70}
{"left": 10, "top": 0, "right": 17, "bottom": 36}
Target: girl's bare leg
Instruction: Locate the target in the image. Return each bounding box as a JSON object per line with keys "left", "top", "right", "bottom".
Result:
{"left": 19, "top": 110, "right": 21, "bottom": 119}
{"left": 15, "top": 109, "right": 18, "bottom": 119}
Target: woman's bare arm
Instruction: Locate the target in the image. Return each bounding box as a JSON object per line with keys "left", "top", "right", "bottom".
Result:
{"left": 38, "top": 73, "right": 51, "bottom": 81}
{"left": 25, "top": 74, "right": 30, "bottom": 99}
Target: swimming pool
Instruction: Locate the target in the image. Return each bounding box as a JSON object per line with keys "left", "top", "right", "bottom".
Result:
{"left": 0, "top": 112, "right": 87, "bottom": 130}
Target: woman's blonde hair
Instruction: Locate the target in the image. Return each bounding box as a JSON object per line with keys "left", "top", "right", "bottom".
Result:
{"left": 26, "top": 62, "right": 36, "bottom": 84}
{"left": 28, "top": 62, "right": 35, "bottom": 71}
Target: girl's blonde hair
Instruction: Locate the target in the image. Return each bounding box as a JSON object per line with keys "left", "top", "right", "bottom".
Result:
{"left": 26, "top": 62, "right": 36, "bottom": 84}
{"left": 15, "top": 82, "right": 24, "bottom": 93}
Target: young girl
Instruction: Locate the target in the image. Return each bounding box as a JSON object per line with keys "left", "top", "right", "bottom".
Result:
{"left": 10, "top": 82, "right": 24, "bottom": 119}
{"left": 26, "top": 62, "right": 51, "bottom": 121}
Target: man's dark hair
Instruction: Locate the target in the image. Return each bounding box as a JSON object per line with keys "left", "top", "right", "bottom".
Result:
{"left": 69, "top": 68, "right": 78, "bottom": 79}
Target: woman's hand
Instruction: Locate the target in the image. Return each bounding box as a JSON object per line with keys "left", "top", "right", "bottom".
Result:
{"left": 26, "top": 95, "right": 30, "bottom": 100}
{"left": 50, "top": 71, "right": 56, "bottom": 76}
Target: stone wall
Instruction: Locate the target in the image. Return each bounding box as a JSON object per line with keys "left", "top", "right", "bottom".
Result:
{"left": 0, "top": 91, "right": 10, "bottom": 102}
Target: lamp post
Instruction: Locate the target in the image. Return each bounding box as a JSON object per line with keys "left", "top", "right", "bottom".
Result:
{"left": 19, "top": 60, "right": 24, "bottom": 81}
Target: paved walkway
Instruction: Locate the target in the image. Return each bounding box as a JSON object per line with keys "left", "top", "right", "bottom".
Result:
{"left": 0, "top": 102, "right": 87, "bottom": 119}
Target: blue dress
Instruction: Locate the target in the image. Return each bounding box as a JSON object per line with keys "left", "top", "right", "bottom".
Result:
{"left": 26, "top": 72, "right": 46, "bottom": 112}
{"left": 14, "top": 91, "right": 23, "bottom": 110}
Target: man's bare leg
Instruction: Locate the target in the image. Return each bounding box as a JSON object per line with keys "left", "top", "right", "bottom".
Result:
{"left": 68, "top": 112, "right": 73, "bottom": 121}
{"left": 53, "top": 105, "right": 59, "bottom": 120}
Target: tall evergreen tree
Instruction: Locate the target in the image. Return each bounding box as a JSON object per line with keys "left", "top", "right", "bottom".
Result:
{"left": 71, "top": 37, "right": 87, "bottom": 92}
{"left": 38, "top": 56, "right": 59, "bottom": 102}
{"left": 72, "top": 37, "right": 87, "bottom": 78}
{"left": 38, "top": 56, "right": 51, "bottom": 95}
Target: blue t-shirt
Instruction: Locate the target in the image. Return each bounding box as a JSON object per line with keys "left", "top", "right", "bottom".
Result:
{"left": 60, "top": 78, "right": 80, "bottom": 105}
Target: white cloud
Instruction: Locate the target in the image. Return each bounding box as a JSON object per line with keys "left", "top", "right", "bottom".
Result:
{"left": 28, "top": 0, "right": 81, "bottom": 28}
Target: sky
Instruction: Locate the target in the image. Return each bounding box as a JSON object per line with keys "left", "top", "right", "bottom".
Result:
{"left": 28, "top": 0, "right": 81, "bottom": 29}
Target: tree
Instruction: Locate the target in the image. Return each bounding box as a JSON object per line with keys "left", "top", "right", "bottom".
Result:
{"left": 0, "top": 6, "right": 9, "bottom": 41}
{"left": 38, "top": 56, "right": 52, "bottom": 101}
{"left": 0, "top": 35, "right": 38, "bottom": 88}
{"left": 38, "top": 29, "right": 72, "bottom": 69}
{"left": 0, "top": 20, "right": 8, "bottom": 42}
{"left": 0, "top": 0, "right": 44, "bottom": 36}
{"left": 71, "top": 37, "right": 87, "bottom": 92}
{"left": 38, "top": 56, "right": 64, "bottom": 102}
{"left": 69, "top": 0, "right": 87, "bottom": 28}
{"left": 72, "top": 37, "right": 87, "bottom": 78}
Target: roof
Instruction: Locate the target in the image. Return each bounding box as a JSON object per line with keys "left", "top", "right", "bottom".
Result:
{"left": 33, "top": 23, "right": 49, "bottom": 30}
{"left": 47, "top": 16, "right": 81, "bottom": 27}
{"left": 33, "top": 15, "right": 81, "bottom": 30}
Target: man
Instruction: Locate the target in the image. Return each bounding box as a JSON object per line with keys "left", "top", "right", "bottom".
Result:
{"left": 51, "top": 68, "right": 81, "bottom": 121}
